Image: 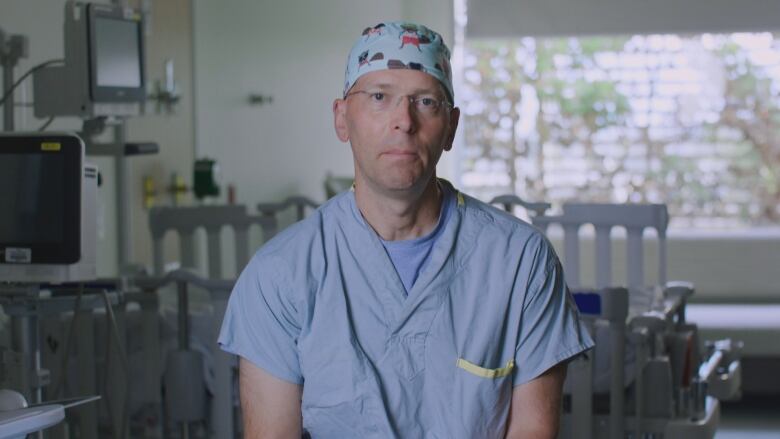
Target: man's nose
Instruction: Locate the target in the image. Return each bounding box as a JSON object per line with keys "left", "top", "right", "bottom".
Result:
{"left": 391, "top": 96, "right": 416, "bottom": 133}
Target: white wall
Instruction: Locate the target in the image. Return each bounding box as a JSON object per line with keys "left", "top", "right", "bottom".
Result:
{"left": 665, "top": 233, "right": 780, "bottom": 302}
{"left": 0, "top": 0, "right": 195, "bottom": 276}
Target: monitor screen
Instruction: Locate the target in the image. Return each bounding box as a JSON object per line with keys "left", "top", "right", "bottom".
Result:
{"left": 0, "top": 154, "right": 66, "bottom": 245}
{"left": 0, "top": 135, "right": 81, "bottom": 265}
{"left": 93, "top": 17, "right": 142, "bottom": 88}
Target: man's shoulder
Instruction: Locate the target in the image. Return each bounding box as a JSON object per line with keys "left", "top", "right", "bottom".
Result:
{"left": 458, "top": 191, "right": 545, "bottom": 242}
{"left": 453, "top": 190, "right": 559, "bottom": 272}
{"left": 251, "top": 191, "right": 353, "bottom": 263}
{"left": 236, "top": 190, "right": 359, "bottom": 299}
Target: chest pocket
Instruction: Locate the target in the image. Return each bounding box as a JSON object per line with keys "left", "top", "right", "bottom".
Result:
{"left": 451, "top": 357, "right": 514, "bottom": 438}
{"left": 386, "top": 333, "right": 427, "bottom": 380}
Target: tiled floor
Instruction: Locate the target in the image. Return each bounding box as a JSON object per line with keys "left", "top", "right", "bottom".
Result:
{"left": 715, "top": 398, "right": 780, "bottom": 439}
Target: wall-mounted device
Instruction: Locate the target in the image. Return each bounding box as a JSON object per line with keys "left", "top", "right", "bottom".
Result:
{"left": 0, "top": 133, "right": 97, "bottom": 283}
{"left": 33, "top": 1, "right": 146, "bottom": 118}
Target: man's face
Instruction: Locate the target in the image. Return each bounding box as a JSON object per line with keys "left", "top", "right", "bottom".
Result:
{"left": 333, "top": 69, "right": 460, "bottom": 198}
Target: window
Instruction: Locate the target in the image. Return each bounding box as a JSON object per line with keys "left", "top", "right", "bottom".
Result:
{"left": 460, "top": 33, "right": 780, "bottom": 228}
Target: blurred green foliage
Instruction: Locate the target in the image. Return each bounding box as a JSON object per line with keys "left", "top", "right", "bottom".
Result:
{"left": 461, "top": 33, "right": 780, "bottom": 227}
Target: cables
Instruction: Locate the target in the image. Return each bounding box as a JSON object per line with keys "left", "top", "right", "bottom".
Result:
{"left": 40, "top": 285, "right": 131, "bottom": 438}
{"left": 100, "top": 289, "right": 130, "bottom": 439}
{"left": 49, "top": 283, "right": 85, "bottom": 400}
{"left": 37, "top": 116, "right": 55, "bottom": 131}
{"left": 0, "top": 58, "right": 64, "bottom": 106}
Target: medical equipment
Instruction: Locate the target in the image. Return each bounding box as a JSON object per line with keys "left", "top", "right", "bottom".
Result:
{"left": 3, "top": 1, "right": 157, "bottom": 269}
{"left": 490, "top": 196, "right": 743, "bottom": 439}
{"left": 0, "top": 281, "right": 125, "bottom": 439}
{"left": 148, "top": 203, "right": 284, "bottom": 438}
{"left": 21, "top": 0, "right": 151, "bottom": 270}
{"left": 148, "top": 59, "right": 182, "bottom": 114}
{"left": 0, "top": 133, "right": 104, "bottom": 435}
{"left": 0, "top": 402, "right": 64, "bottom": 439}
{"left": 0, "top": 133, "right": 97, "bottom": 283}
{"left": 130, "top": 270, "right": 233, "bottom": 439}
{"left": 687, "top": 304, "right": 780, "bottom": 396}
{"left": 0, "top": 391, "right": 100, "bottom": 439}
{"left": 33, "top": 1, "right": 146, "bottom": 119}
{"left": 144, "top": 157, "right": 234, "bottom": 207}
{"left": 0, "top": 29, "right": 30, "bottom": 132}
{"left": 143, "top": 196, "right": 319, "bottom": 438}
{"left": 561, "top": 285, "right": 739, "bottom": 439}
{"left": 193, "top": 159, "right": 221, "bottom": 201}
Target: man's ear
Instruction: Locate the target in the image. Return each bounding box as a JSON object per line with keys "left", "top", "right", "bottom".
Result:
{"left": 333, "top": 99, "right": 350, "bottom": 142}
{"left": 443, "top": 106, "right": 460, "bottom": 151}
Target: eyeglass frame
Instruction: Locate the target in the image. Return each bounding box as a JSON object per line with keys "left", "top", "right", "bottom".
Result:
{"left": 344, "top": 89, "right": 453, "bottom": 116}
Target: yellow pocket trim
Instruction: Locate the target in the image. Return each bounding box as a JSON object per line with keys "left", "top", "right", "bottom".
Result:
{"left": 456, "top": 358, "right": 515, "bottom": 378}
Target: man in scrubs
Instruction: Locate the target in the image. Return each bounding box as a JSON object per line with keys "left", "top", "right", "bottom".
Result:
{"left": 219, "top": 21, "right": 594, "bottom": 438}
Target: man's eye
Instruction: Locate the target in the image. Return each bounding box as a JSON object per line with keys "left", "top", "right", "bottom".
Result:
{"left": 419, "top": 97, "right": 437, "bottom": 107}
{"left": 370, "top": 92, "right": 385, "bottom": 101}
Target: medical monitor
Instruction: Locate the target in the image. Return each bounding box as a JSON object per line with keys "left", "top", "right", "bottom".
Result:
{"left": 90, "top": 10, "right": 144, "bottom": 100}
{"left": 33, "top": 2, "right": 146, "bottom": 118}
{"left": 0, "top": 133, "right": 97, "bottom": 283}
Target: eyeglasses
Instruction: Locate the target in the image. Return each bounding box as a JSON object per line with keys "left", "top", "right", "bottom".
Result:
{"left": 345, "top": 89, "right": 452, "bottom": 117}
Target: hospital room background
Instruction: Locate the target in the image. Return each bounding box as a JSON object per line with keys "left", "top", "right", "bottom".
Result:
{"left": 0, "top": 0, "right": 778, "bottom": 438}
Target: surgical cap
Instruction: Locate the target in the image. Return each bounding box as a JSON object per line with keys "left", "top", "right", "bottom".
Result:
{"left": 343, "top": 21, "right": 453, "bottom": 101}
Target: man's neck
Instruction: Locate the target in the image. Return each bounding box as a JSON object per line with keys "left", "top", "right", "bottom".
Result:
{"left": 354, "top": 177, "right": 443, "bottom": 241}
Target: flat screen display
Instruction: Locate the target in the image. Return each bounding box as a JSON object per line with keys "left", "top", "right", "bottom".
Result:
{"left": 94, "top": 17, "right": 142, "bottom": 88}
{"left": 0, "top": 154, "right": 66, "bottom": 245}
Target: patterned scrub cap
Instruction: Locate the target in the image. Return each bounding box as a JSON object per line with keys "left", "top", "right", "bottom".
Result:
{"left": 343, "top": 21, "right": 453, "bottom": 101}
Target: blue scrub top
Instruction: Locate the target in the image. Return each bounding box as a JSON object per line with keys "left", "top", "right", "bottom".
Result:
{"left": 219, "top": 180, "right": 594, "bottom": 438}
{"left": 380, "top": 181, "right": 455, "bottom": 295}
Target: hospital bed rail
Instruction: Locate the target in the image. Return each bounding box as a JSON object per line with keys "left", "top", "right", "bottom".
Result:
{"left": 489, "top": 194, "right": 551, "bottom": 218}
{"left": 534, "top": 203, "right": 669, "bottom": 292}
{"left": 149, "top": 204, "right": 279, "bottom": 279}
{"left": 565, "top": 287, "right": 628, "bottom": 439}
{"left": 148, "top": 204, "right": 280, "bottom": 439}
{"left": 490, "top": 196, "right": 669, "bottom": 292}
{"left": 147, "top": 197, "right": 320, "bottom": 438}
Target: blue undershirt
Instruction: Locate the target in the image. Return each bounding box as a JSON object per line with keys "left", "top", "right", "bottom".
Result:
{"left": 380, "top": 184, "right": 455, "bottom": 295}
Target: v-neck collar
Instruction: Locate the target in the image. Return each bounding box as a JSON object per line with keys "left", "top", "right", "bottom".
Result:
{"left": 345, "top": 179, "right": 469, "bottom": 332}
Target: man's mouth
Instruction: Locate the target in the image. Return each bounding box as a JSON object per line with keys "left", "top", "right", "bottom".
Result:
{"left": 383, "top": 149, "right": 417, "bottom": 157}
